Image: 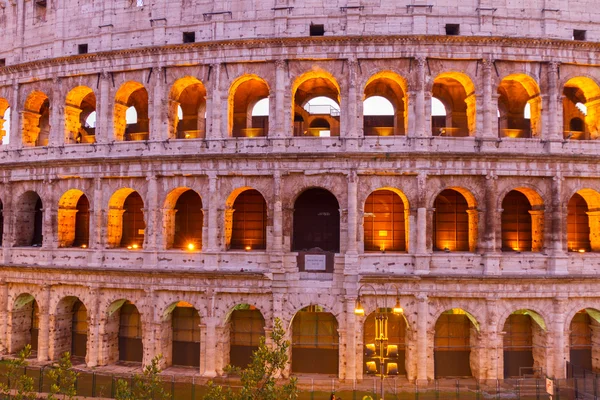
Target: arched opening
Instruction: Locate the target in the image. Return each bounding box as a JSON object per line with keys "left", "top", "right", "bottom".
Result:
{"left": 363, "top": 189, "right": 407, "bottom": 252}
{"left": 434, "top": 309, "right": 479, "bottom": 378}
{"left": 498, "top": 74, "right": 541, "bottom": 138}
{"left": 22, "top": 91, "right": 50, "bottom": 146}
{"left": 363, "top": 310, "right": 407, "bottom": 376}
{"left": 58, "top": 190, "right": 90, "bottom": 248}
{"left": 503, "top": 310, "right": 546, "bottom": 378}
{"left": 169, "top": 77, "right": 207, "bottom": 139}
{"left": 52, "top": 297, "right": 87, "bottom": 361}
{"left": 169, "top": 301, "right": 201, "bottom": 367}
{"left": 228, "top": 189, "right": 267, "bottom": 251}
{"left": 0, "top": 99, "right": 10, "bottom": 145}
{"left": 14, "top": 191, "right": 43, "bottom": 247}
{"left": 116, "top": 301, "right": 143, "bottom": 362}
{"left": 433, "top": 189, "right": 470, "bottom": 252}
{"left": 169, "top": 189, "right": 203, "bottom": 250}
{"left": 431, "top": 73, "right": 476, "bottom": 137}
{"left": 292, "top": 188, "right": 340, "bottom": 252}
{"left": 10, "top": 294, "right": 39, "bottom": 355}
{"left": 114, "top": 82, "right": 149, "bottom": 141}
{"left": 567, "top": 193, "right": 591, "bottom": 252}
{"left": 65, "top": 86, "right": 97, "bottom": 144}
{"left": 563, "top": 77, "right": 600, "bottom": 140}
{"left": 292, "top": 71, "right": 341, "bottom": 137}
{"left": 363, "top": 72, "right": 407, "bottom": 136}
{"left": 501, "top": 190, "right": 535, "bottom": 252}
{"left": 107, "top": 189, "right": 145, "bottom": 249}
{"left": 227, "top": 304, "right": 265, "bottom": 368}
{"left": 570, "top": 309, "right": 600, "bottom": 372}
{"left": 229, "top": 76, "right": 270, "bottom": 138}
{"left": 291, "top": 305, "right": 339, "bottom": 375}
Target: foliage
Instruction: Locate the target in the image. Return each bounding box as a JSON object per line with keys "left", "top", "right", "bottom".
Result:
{"left": 0, "top": 344, "right": 36, "bottom": 400}
{"left": 47, "top": 352, "right": 79, "bottom": 400}
{"left": 204, "top": 317, "right": 298, "bottom": 400}
{"left": 114, "top": 355, "right": 170, "bottom": 400}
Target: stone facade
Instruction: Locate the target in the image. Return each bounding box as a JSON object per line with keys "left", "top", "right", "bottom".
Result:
{"left": 1, "top": 0, "right": 600, "bottom": 383}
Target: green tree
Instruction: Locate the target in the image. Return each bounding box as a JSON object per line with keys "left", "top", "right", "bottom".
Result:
{"left": 47, "top": 352, "right": 79, "bottom": 400}
{"left": 0, "top": 344, "right": 36, "bottom": 400}
{"left": 114, "top": 355, "right": 170, "bottom": 400}
{"left": 204, "top": 317, "right": 298, "bottom": 400}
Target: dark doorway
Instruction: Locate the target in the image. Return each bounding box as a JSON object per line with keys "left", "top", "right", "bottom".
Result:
{"left": 570, "top": 310, "right": 593, "bottom": 371}
{"left": 503, "top": 314, "right": 534, "bottom": 378}
{"left": 293, "top": 189, "right": 340, "bottom": 252}
{"left": 173, "top": 190, "right": 203, "bottom": 249}
{"left": 434, "top": 312, "right": 472, "bottom": 377}
{"left": 71, "top": 300, "right": 88, "bottom": 358}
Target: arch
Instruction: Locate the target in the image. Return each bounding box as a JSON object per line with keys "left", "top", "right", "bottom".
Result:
{"left": 9, "top": 293, "right": 39, "bottom": 354}
{"left": 65, "top": 86, "right": 96, "bottom": 144}
{"left": 501, "top": 188, "right": 545, "bottom": 252}
{"left": 226, "top": 304, "right": 266, "bottom": 368}
{"left": 168, "top": 76, "right": 207, "bottom": 140}
{"left": 107, "top": 189, "right": 145, "bottom": 249}
{"left": 105, "top": 299, "right": 143, "bottom": 363}
{"left": 163, "top": 188, "right": 203, "bottom": 250}
{"left": 292, "top": 188, "right": 340, "bottom": 252}
{"left": 568, "top": 308, "right": 600, "bottom": 372}
{"left": 22, "top": 91, "right": 50, "bottom": 146}
{"left": 227, "top": 188, "right": 267, "bottom": 251}
{"left": 502, "top": 309, "right": 547, "bottom": 378}
{"left": 497, "top": 74, "right": 541, "bottom": 138}
{"left": 52, "top": 296, "right": 88, "bottom": 360}
{"left": 160, "top": 300, "right": 202, "bottom": 367}
{"left": 431, "top": 72, "right": 476, "bottom": 137}
{"left": 363, "top": 71, "right": 407, "bottom": 136}
{"left": 363, "top": 189, "right": 407, "bottom": 252}
{"left": 57, "top": 189, "right": 90, "bottom": 248}
{"left": 363, "top": 309, "right": 408, "bottom": 376}
{"left": 571, "top": 188, "right": 600, "bottom": 252}
{"left": 563, "top": 77, "right": 600, "bottom": 140}
{"left": 433, "top": 189, "right": 476, "bottom": 252}
{"left": 114, "top": 81, "right": 149, "bottom": 141}
{"left": 434, "top": 308, "right": 479, "bottom": 378}
{"left": 14, "top": 191, "right": 43, "bottom": 247}
{"left": 0, "top": 98, "right": 10, "bottom": 144}
{"left": 290, "top": 305, "right": 339, "bottom": 375}
{"left": 292, "top": 69, "right": 341, "bottom": 137}
{"left": 229, "top": 74, "right": 270, "bottom": 138}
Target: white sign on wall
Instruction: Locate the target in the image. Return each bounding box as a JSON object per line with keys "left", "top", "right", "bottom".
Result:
{"left": 304, "top": 254, "right": 327, "bottom": 271}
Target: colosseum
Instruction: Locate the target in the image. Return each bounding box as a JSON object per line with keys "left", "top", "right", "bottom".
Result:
{"left": 1, "top": 0, "right": 600, "bottom": 387}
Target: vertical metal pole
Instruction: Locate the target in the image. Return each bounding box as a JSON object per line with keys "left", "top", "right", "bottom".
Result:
{"left": 92, "top": 372, "right": 96, "bottom": 398}
{"left": 191, "top": 376, "right": 195, "bottom": 400}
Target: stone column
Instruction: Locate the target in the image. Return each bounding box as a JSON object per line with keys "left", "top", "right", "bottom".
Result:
{"left": 49, "top": 77, "right": 62, "bottom": 146}
{"left": 274, "top": 60, "right": 286, "bottom": 138}
{"left": 416, "top": 172, "right": 427, "bottom": 254}
{"left": 529, "top": 210, "right": 545, "bottom": 252}
{"left": 143, "top": 175, "right": 158, "bottom": 251}
{"left": 551, "top": 296, "right": 568, "bottom": 378}
{"left": 344, "top": 297, "right": 358, "bottom": 380}
{"left": 272, "top": 172, "right": 283, "bottom": 252}
{"left": 0, "top": 280, "right": 7, "bottom": 354}
{"left": 202, "top": 316, "right": 218, "bottom": 377}
{"left": 481, "top": 58, "right": 495, "bottom": 139}
{"left": 588, "top": 210, "right": 600, "bottom": 252}
{"left": 151, "top": 67, "right": 166, "bottom": 141}
{"left": 547, "top": 62, "right": 561, "bottom": 142}
{"left": 9, "top": 83, "right": 20, "bottom": 149}
{"left": 483, "top": 173, "right": 501, "bottom": 274}
{"left": 91, "top": 177, "right": 104, "bottom": 250}
{"left": 416, "top": 294, "right": 429, "bottom": 382}
{"left": 206, "top": 64, "right": 222, "bottom": 141}
{"left": 206, "top": 173, "right": 219, "bottom": 251}
{"left": 413, "top": 57, "right": 426, "bottom": 138}
{"left": 344, "top": 59, "right": 358, "bottom": 139}
{"left": 347, "top": 170, "right": 358, "bottom": 254}
{"left": 37, "top": 284, "right": 51, "bottom": 362}
{"left": 42, "top": 201, "right": 57, "bottom": 249}
{"left": 96, "top": 71, "right": 111, "bottom": 144}
{"left": 83, "top": 287, "right": 100, "bottom": 367}
{"left": 466, "top": 209, "right": 479, "bottom": 252}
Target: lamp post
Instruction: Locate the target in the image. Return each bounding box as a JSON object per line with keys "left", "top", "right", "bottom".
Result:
{"left": 354, "top": 284, "right": 404, "bottom": 400}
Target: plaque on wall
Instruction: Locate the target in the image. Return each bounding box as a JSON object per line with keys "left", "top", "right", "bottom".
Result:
{"left": 304, "top": 254, "right": 327, "bottom": 271}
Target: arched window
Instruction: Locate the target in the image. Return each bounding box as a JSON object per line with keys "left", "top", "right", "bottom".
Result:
{"left": 293, "top": 71, "right": 341, "bottom": 137}
{"left": 434, "top": 310, "right": 475, "bottom": 378}
{"left": 570, "top": 310, "right": 593, "bottom": 371}
{"left": 2, "top": 107, "right": 10, "bottom": 145}
{"left": 293, "top": 188, "right": 340, "bottom": 252}
{"left": 85, "top": 111, "right": 97, "bottom": 129}
{"left": 363, "top": 190, "right": 406, "bottom": 252}
{"left": 252, "top": 98, "right": 269, "bottom": 116}
{"left": 173, "top": 190, "right": 203, "bottom": 250}
{"left": 71, "top": 300, "right": 88, "bottom": 358}
{"left": 433, "top": 190, "right": 469, "bottom": 251}
{"left": 501, "top": 191, "right": 532, "bottom": 252}
{"left": 171, "top": 302, "right": 201, "bottom": 367}
{"left": 229, "top": 305, "right": 265, "bottom": 368}
{"left": 291, "top": 306, "right": 339, "bottom": 375}
{"left": 230, "top": 190, "right": 267, "bottom": 250}
{"left": 126, "top": 106, "right": 138, "bottom": 125}
{"left": 230, "top": 76, "right": 269, "bottom": 138}
{"left": 118, "top": 301, "right": 143, "bottom": 362}
{"left": 121, "top": 192, "right": 145, "bottom": 248}
{"left": 567, "top": 193, "right": 591, "bottom": 252}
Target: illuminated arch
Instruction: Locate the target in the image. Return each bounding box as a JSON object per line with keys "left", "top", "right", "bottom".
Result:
{"left": 107, "top": 188, "right": 145, "bottom": 248}
{"left": 163, "top": 188, "right": 203, "bottom": 250}
{"left": 228, "top": 74, "right": 270, "bottom": 138}
{"left": 22, "top": 91, "right": 50, "bottom": 146}
{"left": 168, "top": 76, "right": 207, "bottom": 139}
{"left": 225, "top": 187, "right": 267, "bottom": 250}
{"left": 9, "top": 293, "right": 39, "bottom": 354}
{"left": 433, "top": 308, "right": 479, "bottom": 378}
{"left": 0, "top": 98, "right": 9, "bottom": 144}
{"left": 363, "top": 71, "right": 408, "bottom": 136}
{"left": 497, "top": 74, "right": 541, "bottom": 138}
{"left": 57, "top": 189, "right": 90, "bottom": 248}
{"left": 501, "top": 188, "right": 544, "bottom": 252}
{"left": 65, "top": 85, "right": 97, "bottom": 144}
{"left": 114, "top": 81, "right": 148, "bottom": 141}
{"left": 563, "top": 77, "right": 600, "bottom": 140}
{"left": 431, "top": 72, "right": 476, "bottom": 137}
{"left": 363, "top": 188, "right": 408, "bottom": 252}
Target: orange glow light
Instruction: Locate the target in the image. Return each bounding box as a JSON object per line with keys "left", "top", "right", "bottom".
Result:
{"left": 187, "top": 243, "right": 195, "bottom": 251}
{"left": 245, "top": 245, "right": 252, "bottom": 251}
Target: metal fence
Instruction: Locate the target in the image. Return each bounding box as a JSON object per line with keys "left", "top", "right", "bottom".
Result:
{"left": 0, "top": 366, "right": 581, "bottom": 400}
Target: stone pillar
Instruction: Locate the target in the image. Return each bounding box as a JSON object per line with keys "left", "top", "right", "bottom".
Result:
{"left": 9, "top": 83, "right": 20, "bottom": 149}
{"left": 206, "top": 173, "right": 219, "bottom": 251}
{"left": 96, "top": 71, "right": 111, "bottom": 144}
{"left": 485, "top": 298, "right": 500, "bottom": 379}
{"left": 344, "top": 59, "right": 358, "bottom": 139}
{"left": 347, "top": 170, "right": 358, "bottom": 254}
{"left": 272, "top": 172, "right": 283, "bottom": 252}
{"left": 416, "top": 172, "right": 427, "bottom": 254}
{"left": 466, "top": 209, "right": 479, "bottom": 252}
{"left": 588, "top": 211, "right": 600, "bottom": 252}
{"left": 0, "top": 280, "right": 7, "bottom": 354}
{"left": 151, "top": 67, "right": 166, "bottom": 141}
{"left": 551, "top": 296, "right": 568, "bottom": 378}
{"left": 413, "top": 57, "right": 426, "bottom": 138}
{"left": 529, "top": 210, "right": 545, "bottom": 252}
{"left": 416, "top": 294, "right": 429, "bottom": 381}
{"left": 274, "top": 60, "right": 286, "bottom": 138}
{"left": 546, "top": 62, "right": 561, "bottom": 142}
{"left": 206, "top": 64, "right": 222, "bottom": 141}
{"left": 344, "top": 297, "right": 358, "bottom": 380}
{"left": 202, "top": 316, "right": 218, "bottom": 377}
{"left": 42, "top": 202, "right": 57, "bottom": 250}
{"left": 37, "top": 285, "right": 51, "bottom": 362}
{"left": 481, "top": 58, "right": 495, "bottom": 139}
{"left": 85, "top": 287, "right": 100, "bottom": 367}
{"left": 49, "top": 77, "right": 62, "bottom": 146}
{"left": 483, "top": 173, "right": 501, "bottom": 274}
{"left": 143, "top": 175, "right": 158, "bottom": 251}
{"left": 91, "top": 178, "right": 104, "bottom": 250}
